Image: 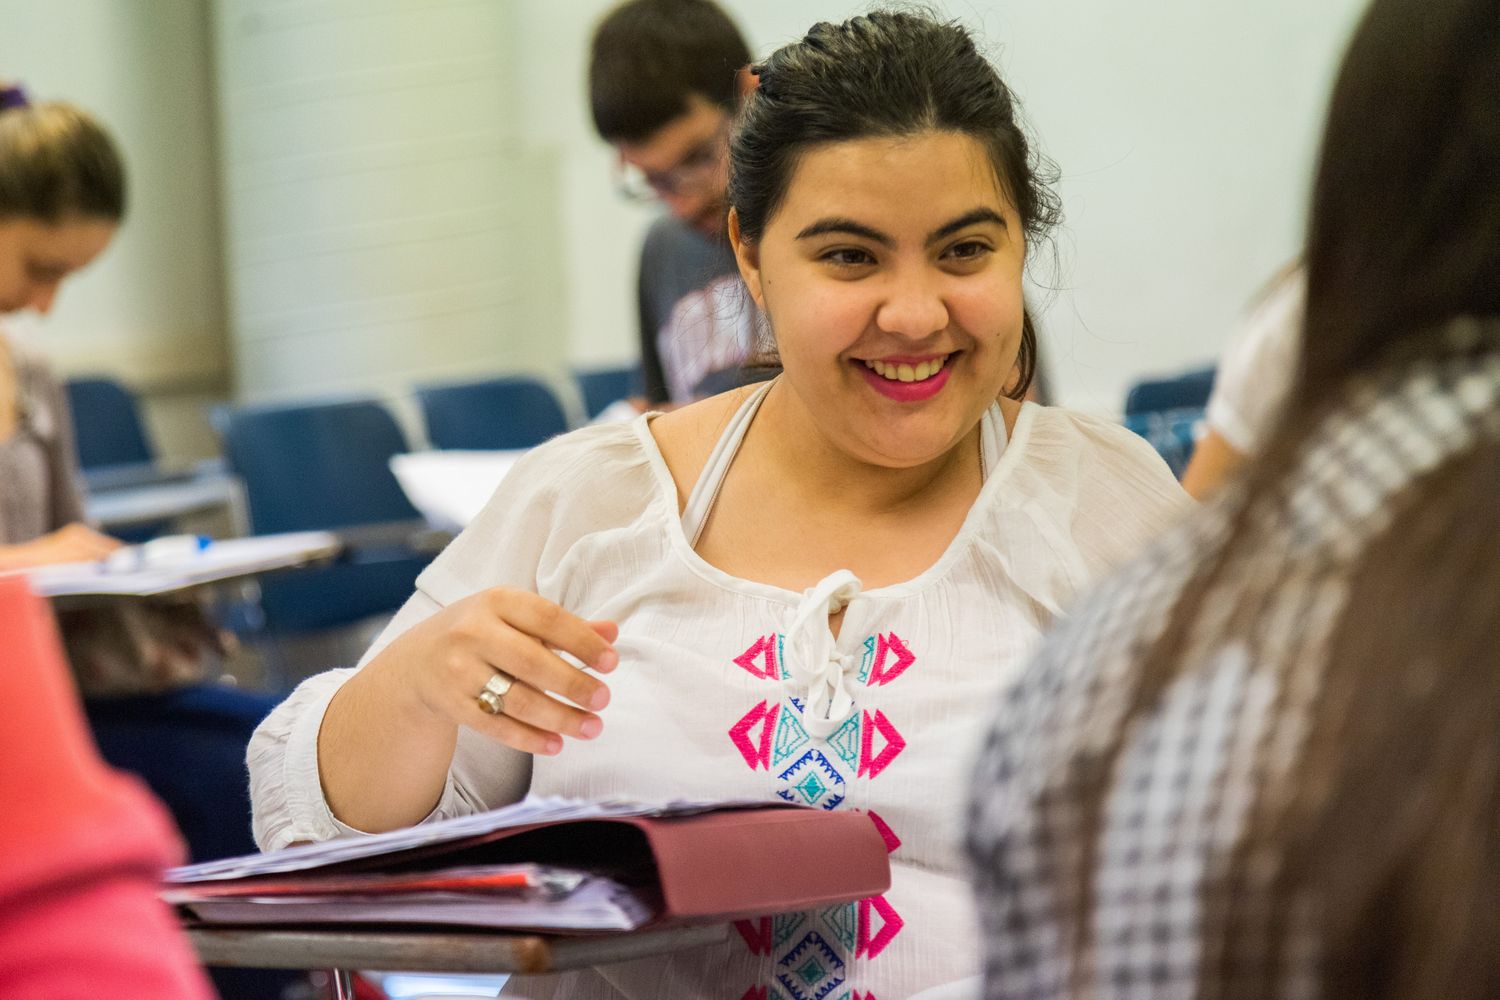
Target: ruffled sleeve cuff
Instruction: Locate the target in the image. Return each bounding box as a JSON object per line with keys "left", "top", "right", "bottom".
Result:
{"left": 249, "top": 668, "right": 464, "bottom": 851}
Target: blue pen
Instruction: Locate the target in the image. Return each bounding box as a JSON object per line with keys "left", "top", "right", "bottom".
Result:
{"left": 103, "top": 534, "right": 213, "bottom": 573}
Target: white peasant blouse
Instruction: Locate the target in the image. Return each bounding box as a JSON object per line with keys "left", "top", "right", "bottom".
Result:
{"left": 248, "top": 400, "right": 1187, "bottom": 1000}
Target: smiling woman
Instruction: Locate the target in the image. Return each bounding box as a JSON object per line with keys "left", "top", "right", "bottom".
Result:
{"left": 730, "top": 131, "right": 1025, "bottom": 469}
{"left": 248, "top": 11, "right": 1188, "bottom": 1000}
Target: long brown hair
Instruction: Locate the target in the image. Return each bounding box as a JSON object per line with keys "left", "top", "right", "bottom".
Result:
{"left": 1071, "top": 0, "right": 1500, "bottom": 995}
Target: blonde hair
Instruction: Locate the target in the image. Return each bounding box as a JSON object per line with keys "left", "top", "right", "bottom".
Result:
{"left": 0, "top": 101, "right": 125, "bottom": 223}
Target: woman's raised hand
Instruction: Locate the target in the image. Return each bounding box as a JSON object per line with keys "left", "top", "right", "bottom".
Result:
{"left": 366, "top": 587, "right": 619, "bottom": 756}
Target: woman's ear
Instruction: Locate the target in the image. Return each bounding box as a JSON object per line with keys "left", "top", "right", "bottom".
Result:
{"left": 736, "top": 65, "right": 759, "bottom": 100}
{"left": 728, "top": 208, "right": 765, "bottom": 310}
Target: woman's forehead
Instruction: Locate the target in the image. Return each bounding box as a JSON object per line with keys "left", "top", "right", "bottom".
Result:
{"left": 773, "top": 131, "right": 1012, "bottom": 231}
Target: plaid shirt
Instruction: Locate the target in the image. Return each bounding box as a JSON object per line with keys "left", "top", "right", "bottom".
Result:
{"left": 967, "top": 319, "right": 1500, "bottom": 1000}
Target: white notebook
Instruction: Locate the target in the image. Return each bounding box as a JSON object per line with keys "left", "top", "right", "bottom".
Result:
{"left": 16, "top": 530, "right": 340, "bottom": 597}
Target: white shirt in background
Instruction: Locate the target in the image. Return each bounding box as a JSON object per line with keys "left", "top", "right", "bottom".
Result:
{"left": 1204, "top": 269, "right": 1306, "bottom": 454}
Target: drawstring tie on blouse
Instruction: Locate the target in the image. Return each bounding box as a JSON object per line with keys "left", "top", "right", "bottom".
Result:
{"left": 783, "top": 570, "right": 863, "bottom": 739}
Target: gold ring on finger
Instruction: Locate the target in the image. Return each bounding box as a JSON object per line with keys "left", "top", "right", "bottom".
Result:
{"left": 476, "top": 671, "right": 516, "bottom": 715}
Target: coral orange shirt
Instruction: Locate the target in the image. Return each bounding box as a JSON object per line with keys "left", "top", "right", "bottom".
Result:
{"left": 0, "top": 576, "right": 213, "bottom": 1000}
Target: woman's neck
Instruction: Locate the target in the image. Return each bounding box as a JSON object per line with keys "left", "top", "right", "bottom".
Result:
{"left": 0, "top": 333, "right": 18, "bottom": 441}
{"left": 747, "top": 379, "right": 985, "bottom": 518}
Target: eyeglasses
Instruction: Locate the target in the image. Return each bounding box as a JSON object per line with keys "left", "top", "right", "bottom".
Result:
{"left": 615, "top": 120, "right": 730, "bottom": 203}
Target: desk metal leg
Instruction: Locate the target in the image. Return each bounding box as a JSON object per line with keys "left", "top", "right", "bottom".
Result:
{"left": 332, "top": 968, "right": 355, "bottom": 999}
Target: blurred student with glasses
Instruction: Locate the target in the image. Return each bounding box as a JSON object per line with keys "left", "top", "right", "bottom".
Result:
{"left": 589, "top": 0, "right": 761, "bottom": 407}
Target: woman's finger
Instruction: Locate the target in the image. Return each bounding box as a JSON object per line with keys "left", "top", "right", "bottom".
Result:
{"left": 479, "top": 621, "right": 612, "bottom": 712}
{"left": 588, "top": 620, "right": 619, "bottom": 641}
{"left": 487, "top": 588, "right": 618, "bottom": 672}
{"left": 469, "top": 703, "right": 566, "bottom": 756}
{"left": 481, "top": 678, "right": 603, "bottom": 742}
{"left": 437, "top": 654, "right": 601, "bottom": 745}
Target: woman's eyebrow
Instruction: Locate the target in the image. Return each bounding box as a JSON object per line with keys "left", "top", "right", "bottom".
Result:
{"left": 926, "top": 208, "right": 1006, "bottom": 245}
{"left": 794, "top": 207, "right": 1006, "bottom": 247}
{"left": 795, "top": 217, "right": 892, "bottom": 246}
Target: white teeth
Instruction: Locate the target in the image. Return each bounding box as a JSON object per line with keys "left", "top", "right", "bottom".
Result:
{"left": 863, "top": 355, "right": 949, "bottom": 382}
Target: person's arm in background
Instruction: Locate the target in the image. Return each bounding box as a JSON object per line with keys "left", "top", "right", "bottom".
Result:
{"left": 635, "top": 238, "right": 671, "bottom": 409}
{"left": 1181, "top": 267, "right": 1307, "bottom": 500}
{"left": 1181, "top": 429, "right": 1249, "bottom": 499}
{"left": 0, "top": 577, "right": 213, "bottom": 999}
{"left": 0, "top": 523, "right": 120, "bottom": 569}
{"left": 0, "top": 341, "right": 121, "bottom": 570}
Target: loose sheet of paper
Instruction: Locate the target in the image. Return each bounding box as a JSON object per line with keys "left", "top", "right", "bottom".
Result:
{"left": 16, "top": 531, "right": 340, "bottom": 597}
{"left": 167, "top": 796, "right": 781, "bottom": 883}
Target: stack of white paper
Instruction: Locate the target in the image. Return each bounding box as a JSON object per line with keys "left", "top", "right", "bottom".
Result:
{"left": 16, "top": 531, "right": 340, "bottom": 598}
{"left": 390, "top": 450, "right": 527, "bottom": 531}
{"left": 168, "top": 795, "right": 774, "bottom": 883}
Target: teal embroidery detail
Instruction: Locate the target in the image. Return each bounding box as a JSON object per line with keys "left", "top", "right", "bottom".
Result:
{"left": 856, "top": 634, "right": 876, "bottom": 685}
{"left": 823, "top": 902, "right": 858, "bottom": 951}
{"left": 827, "top": 713, "right": 861, "bottom": 770}
{"left": 774, "top": 912, "right": 805, "bottom": 950}
{"left": 796, "top": 958, "right": 827, "bottom": 986}
{"left": 774, "top": 706, "right": 811, "bottom": 765}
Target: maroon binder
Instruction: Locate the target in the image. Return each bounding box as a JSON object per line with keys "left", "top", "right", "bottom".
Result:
{"left": 167, "top": 803, "right": 890, "bottom": 932}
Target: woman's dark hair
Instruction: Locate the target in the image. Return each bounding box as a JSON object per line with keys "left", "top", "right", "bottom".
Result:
{"left": 589, "top": 0, "right": 751, "bottom": 145}
{"left": 0, "top": 101, "right": 126, "bottom": 223}
{"left": 1298, "top": 0, "right": 1500, "bottom": 403}
{"left": 1064, "top": 2, "right": 1500, "bottom": 997}
{"left": 728, "top": 10, "right": 1059, "bottom": 399}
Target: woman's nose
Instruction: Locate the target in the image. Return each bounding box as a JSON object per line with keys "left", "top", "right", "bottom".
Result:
{"left": 28, "top": 281, "right": 60, "bottom": 315}
{"left": 875, "top": 268, "right": 948, "bottom": 340}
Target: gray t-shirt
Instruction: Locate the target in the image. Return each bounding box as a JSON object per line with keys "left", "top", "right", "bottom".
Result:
{"left": 636, "top": 215, "right": 754, "bottom": 405}
{"left": 0, "top": 334, "right": 85, "bottom": 545}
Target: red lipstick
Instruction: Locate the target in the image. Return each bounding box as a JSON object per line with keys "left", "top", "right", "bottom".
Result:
{"left": 858, "top": 355, "right": 953, "bottom": 403}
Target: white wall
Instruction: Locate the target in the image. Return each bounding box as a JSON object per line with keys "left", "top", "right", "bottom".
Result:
{"left": 525, "top": 0, "right": 1369, "bottom": 413}
{"left": 2, "top": 0, "right": 1372, "bottom": 433}
{"left": 0, "top": 0, "right": 228, "bottom": 455}
{"left": 213, "top": 0, "right": 568, "bottom": 416}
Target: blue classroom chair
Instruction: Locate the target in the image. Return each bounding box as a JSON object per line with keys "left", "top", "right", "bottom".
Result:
{"left": 416, "top": 375, "right": 570, "bottom": 451}
{"left": 1121, "top": 366, "right": 1216, "bottom": 479}
{"left": 1123, "top": 365, "right": 1217, "bottom": 417}
{"left": 86, "top": 683, "right": 305, "bottom": 1000}
{"left": 64, "top": 376, "right": 155, "bottom": 470}
{"left": 64, "top": 376, "right": 175, "bottom": 542}
{"left": 574, "top": 365, "right": 642, "bottom": 418}
{"left": 214, "top": 398, "right": 430, "bottom": 636}
{"left": 1124, "top": 407, "right": 1204, "bottom": 480}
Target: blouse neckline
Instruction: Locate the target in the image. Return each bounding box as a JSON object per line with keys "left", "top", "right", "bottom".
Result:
{"left": 632, "top": 397, "right": 1041, "bottom": 607}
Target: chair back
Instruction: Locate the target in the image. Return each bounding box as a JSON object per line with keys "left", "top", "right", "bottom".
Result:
{"left": 1122, "top": 366, "right": 1217, "bottom": 417}
{"left": 574, "top": 365, "right": 642, "bottom": 418}
{"left": 215, "top": 398, "right": 426, "bottom": 632}
{"left": 1124, "top": 408, "right": 1204, "bottom": 480}
{"left": 416, "top": 376, "right": 569, "bottom": 450}
{"left": 64, "top": 377, "right": 155, "bottom": 469}
{"left": 217, "top": 398, "right": 419, "bottom": 533}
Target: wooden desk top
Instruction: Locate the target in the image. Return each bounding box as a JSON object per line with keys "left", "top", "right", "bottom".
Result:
{"left": 188, "top": 923, "right": 729, "bottom": 975}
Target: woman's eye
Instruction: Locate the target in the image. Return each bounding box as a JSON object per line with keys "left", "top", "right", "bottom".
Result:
{"left": 944, "top": 240, "right": 991, "bottom": 262}
{"left": 27, "top": 262, "right": 66, "bottom": 283}
{"left": 822, "top": 247, "right": 875, "bottom": 268}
